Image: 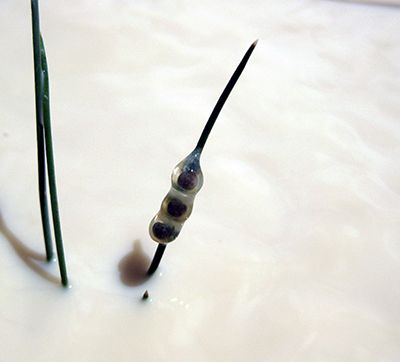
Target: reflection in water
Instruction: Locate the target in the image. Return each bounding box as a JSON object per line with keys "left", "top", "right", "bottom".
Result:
{"left": 0, "top": 211, "right": 59, "bottom": 284}
{"left": 118, "top": 240, "right": 150, "bottom": 286}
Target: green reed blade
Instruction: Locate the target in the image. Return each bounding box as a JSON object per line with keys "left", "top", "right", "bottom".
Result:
{"left": 31, "top": 0, "right": 53, "bottom": 261}
{"left": 40, "top": 36, "right": 69, "bottom": 287}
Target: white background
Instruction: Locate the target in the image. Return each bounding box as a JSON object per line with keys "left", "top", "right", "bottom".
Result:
{"left": 0, "top": 1, "right": 399, "bottom": 361}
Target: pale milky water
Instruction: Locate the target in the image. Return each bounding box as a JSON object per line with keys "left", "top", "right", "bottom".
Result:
{"left": 0, "top": 1, "right": 399, "bottom": 361}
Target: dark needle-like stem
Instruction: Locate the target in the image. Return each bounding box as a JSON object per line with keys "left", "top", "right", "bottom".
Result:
{"left": 31, "top": 0, "right": 53, "bottom": 262}
{"left": 147, "top": 41, "right": 257, "bottom": 276}
{"left": 40, "top": 36, "right": 69, "bottom": 287}
{"left": 147, "top": 244, "right": 166, "bottom": 276}
{"left": 196, "top": 39, "right": 258, "bottom": 151}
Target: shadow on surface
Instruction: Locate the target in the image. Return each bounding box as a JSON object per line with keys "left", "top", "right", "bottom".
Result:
{"left": 327, "top": 0, "right": 400, "bottom": 8}
{"left": 0, "top": 211, "right": 59, "bottom": 284}
{"left": 118, "top": 239, "right": 151, "bottom": 286}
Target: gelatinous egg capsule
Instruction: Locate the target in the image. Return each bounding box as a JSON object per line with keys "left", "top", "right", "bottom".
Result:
{"left": 161, "top": 191, "right": 194, "bottom": 222}
{"left": 149, "top": 148, "right": 203, "bottom": 244}
{"left": 171, "top": 148, "right": 204, "bottom": 194}
{"left": 149, "top": 214, "right": 182, "bottom": 244}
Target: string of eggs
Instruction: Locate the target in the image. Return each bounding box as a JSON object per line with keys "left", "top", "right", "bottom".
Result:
{"left": 149, "top": 148, "right": 203, "bottom": 244}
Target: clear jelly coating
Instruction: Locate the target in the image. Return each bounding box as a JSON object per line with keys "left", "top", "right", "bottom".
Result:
{"left": 149, "top": 148, "right": 203, "bottom": 244}
{"left": 171, "top": 148, "right": 203, "bottom": 194}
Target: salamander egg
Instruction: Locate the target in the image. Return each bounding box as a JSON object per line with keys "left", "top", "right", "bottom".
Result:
{"left": 167, "top": 198, "right": 188, "bottom": 218}
{"left": 177, "top": 171, "right": 198, "bottom": 190}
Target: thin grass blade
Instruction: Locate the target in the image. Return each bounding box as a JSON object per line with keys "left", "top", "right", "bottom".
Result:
{"left": 40, "top": 36, "right": 69, "bottom": 287}
{"left": 31, "top": 0, "right": 53, "bottom": 261}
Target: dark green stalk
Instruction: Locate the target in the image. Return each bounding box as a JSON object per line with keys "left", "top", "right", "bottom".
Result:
{"left": 31, "top": 0, "right": 53, "bottom": 261}
{"left": 147, "top": 244, "right": 166, "bottom": 276}
{"left": 196, "top": 40, "right": 258, "bottom": 151}
{"left": 31, "top": 0, "right": 68, "bottom": 286}
{"left": 40, "top": 37, "right": 69, "bottom": 287}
